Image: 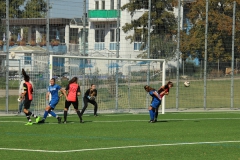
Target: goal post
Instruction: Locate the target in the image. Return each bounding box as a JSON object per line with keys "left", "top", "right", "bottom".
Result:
{"left": 49, "top": 55, "right": 166, "bottom": 114}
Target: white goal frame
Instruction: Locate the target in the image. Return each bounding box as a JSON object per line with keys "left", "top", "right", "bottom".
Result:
{"left": 49, "top": 55, "right": 166, "bottom": 114}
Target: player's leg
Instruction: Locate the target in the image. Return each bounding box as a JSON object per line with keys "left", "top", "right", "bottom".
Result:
{"left": 38, "top": 101, "right": 61, "bottom": 123}
{"left": 148, "top": 106, "right": 155, "bottom": 123}
{"left": 73, "top": 100, "right": 83, "bottom": 123}
{"left": 89, "top": 100, "right": 98, "bottom": 116}
{"left": 23, "top": 100, "right": 33, "bottom": 125}
{"left": 18, "top": 99, "right": 24, "bottom": 114}
{"left": 48, "top": 101, "right": 61, "bottom": 123}
{"left": 63, "top": 100, "right": 71, "bottom": 123}
{"left": 149, "top": 102, "right": 158, "bottom": 123}
{"left": 80, "top": 97, "right": 89, "bottom": 116}
{"left": 154, "top": 101, "right": 161, "bottom": 122}
{"left": 38, "top": 105, "right": 51, "bottom": 123}
{"left": 154, "top": 107, "right": 159, "bottom": 121}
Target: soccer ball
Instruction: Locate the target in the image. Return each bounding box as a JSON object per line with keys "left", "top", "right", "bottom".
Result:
{"left": 184, "top": 81, "right": 190, "bottom": 87}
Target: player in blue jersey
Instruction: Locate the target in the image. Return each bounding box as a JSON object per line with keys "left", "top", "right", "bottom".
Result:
{"left": 38, "top": 78, "right": 67, "bottom": 124}
{"left": 144, "top": 85, "right": 161, "bottom": 123}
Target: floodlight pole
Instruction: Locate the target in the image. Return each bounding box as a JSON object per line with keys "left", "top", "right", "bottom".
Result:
{"left": 147, "top": 0, "right": 151, "bottom": 109}
{"left": 46, "top": 0, "right": 51, "bottom": 107}
{"left": 6, "top": 0, "right": 9, "bottom": 114}
{"left": 231, "top": 1, "right": 236, "bottom": 109}
{"left": 203, "top": 0, "right": 209, "bottom": 110}
{"left": 82, "top": 0, "right": 87, "bottom": 108}
{"left": 115, "top": 0, "right": 120, "bottom": 110}
{"left": 176, "top": 0, "right": 181, "bottom": 110}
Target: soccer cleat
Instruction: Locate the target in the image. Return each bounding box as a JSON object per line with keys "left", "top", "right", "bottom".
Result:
{"left": 38, "top": 119, "right": 45, "bottom": 124}
{"left": 63, "top": 121, "right": 67, "bottom": 124}
{"left": 25, "top": 122, "right": 33, "bottom": 125}
{"left": 80, "top": 120, "right": 84, "bottom": 123}
{"left": 36, "top": 116, "right": 41, "bottom": 123}
{"left": 149, "top": 120, "right": 155, "bottom": 123}
{"left": 57, "top": 117, "right": 62, "bottom": 124}
{"left": 94, "top": 114, "right": 98, "bottom": 117}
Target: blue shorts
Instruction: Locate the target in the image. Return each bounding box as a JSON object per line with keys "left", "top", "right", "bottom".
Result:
{"left": 49, "top": 100, "right": 59, "bottom": 109}
{"left": 150, "top": 101, "right": 161, "bottom": 109}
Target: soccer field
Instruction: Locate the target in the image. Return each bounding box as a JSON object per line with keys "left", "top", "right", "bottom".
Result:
{"left": 1, "top": 112, "right": 240, "bottom": 160}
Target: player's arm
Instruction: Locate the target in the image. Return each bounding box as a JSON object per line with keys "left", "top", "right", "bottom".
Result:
{"left": 60, "top": 88, "right": 68, "bottom": 100}
{"left": 77, "top": 86, "right": 81, "bottom": 96}
{"left": 153, "top": 91, "right": 161, "bottom": 100}
{"left": 164, "top": 91, "right": 169, "bottom": 95}
{"left": 46, "top": 91, "right": 50, "bottom": 100}
{"left": 22, "top": 83, "right": 27, "bottom": 98}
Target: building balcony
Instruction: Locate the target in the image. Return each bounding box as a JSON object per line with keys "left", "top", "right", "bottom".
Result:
{"left": 88, "top": 10, "right": 120, "bottom": 22}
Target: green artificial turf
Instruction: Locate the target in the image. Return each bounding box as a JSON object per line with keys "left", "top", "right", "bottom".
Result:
{"left": 1, "top": 112, "right": 240, "bottom": 159}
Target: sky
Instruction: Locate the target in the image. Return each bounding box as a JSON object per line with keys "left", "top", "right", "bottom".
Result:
{"left": 50, "top": 0, "right": 89, "bottom": 18}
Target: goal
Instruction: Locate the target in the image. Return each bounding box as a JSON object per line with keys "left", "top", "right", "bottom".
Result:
{"left": 49, "top": 55, "right": 167, "bottom": 114}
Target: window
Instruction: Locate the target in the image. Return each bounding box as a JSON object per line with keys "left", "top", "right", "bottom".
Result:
{"left": 135, "top": 32, "right": 142, "bottom": 42}
{"left": 95, "top": 1, "right": 99, "bottom": 10}
{"left": 95, "top": 30, "right": 105, "bottom": 42}
{"left": 102, "top": 1, "right": 105, "bottom": 10}
{"left": 24, "top": 53, "right": 32, "bottom": 65}
{"left": 134, "top": 30, "right": 143, "bottom": 50}
{"left": 110, "top": 29, "right": 120, "bottom": 42}
{"left": 95, "top": 24, "right": 105, "bottom": 28}
{"left": 110, "top": 29, "right": 115, "bottom": 42}
{"left": 100, "top": 30, "right": 105, "bottom": 42}
{"left": 95, "top": 30, "right": 100, "bottom": 42}
{"left": 110, "top": 24, "right": 117, "bottom": 28}
{"left": 110, "top": 0, "right": 114, "bottom": 9}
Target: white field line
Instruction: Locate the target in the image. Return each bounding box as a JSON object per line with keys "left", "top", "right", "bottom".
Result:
{"left": 0, "top": 140, "right": 240, "bottom": 153}
{"left": 1, "top": 117, "right": 240, "bottom": 124}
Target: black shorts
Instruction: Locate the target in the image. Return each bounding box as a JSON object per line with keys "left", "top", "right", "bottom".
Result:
{"left": 65, "top": 100, "right": 78, "bottom": 109}
{"left": 24, "top": 100, "right": 32, "bottom": 109}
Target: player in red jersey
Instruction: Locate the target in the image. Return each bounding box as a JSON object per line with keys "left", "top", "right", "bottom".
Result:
{"left": 21, "top": 69, "right": 40, "bottom": 125}
{"left": 155, "top": 81, "right": 173, "bottom": 121}
{"left": 63, "top": 77, "right": 83, "bottom": 123}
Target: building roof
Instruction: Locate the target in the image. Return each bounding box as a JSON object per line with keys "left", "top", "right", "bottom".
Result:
{"left": 9, "top": 46, "right": 46, "bottom": 53}
{"left": 1, "top": 18, "right": 71, "bottom": 26}
{"left": 70, "top": 18, "right": 88, "bottom": 26}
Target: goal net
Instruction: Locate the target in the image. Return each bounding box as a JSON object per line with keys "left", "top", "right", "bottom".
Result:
{"left": 49, "top": 55, "right": 166, "bottom": 114}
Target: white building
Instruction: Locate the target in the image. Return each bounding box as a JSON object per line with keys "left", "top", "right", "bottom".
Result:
{"left": 87, "top": 0, "right": 149, "bottom": 75}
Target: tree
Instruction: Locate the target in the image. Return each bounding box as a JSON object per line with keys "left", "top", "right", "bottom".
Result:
{"left": 0, "top": 0, "right": 25, "bottom": 18}
{"left": 22, "top": 0, "right": 48, "bottom": 18}
{"left": 0, "top": 0, "right": 48, "bottom": 40}
{"left": 180, "top": 0, "right": 240, "bottom": 64}
{"left": 0, "top": 0, "right": 48, "bottom": 19}
{"left": 121, "top": 0, "right": 178, "bottom": 59}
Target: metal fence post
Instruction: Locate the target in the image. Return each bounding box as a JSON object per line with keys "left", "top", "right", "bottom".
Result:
{"left": 176, "top": 0, "right": 181, "bottom": 110}
{"left": 231, "top": 1, "right": 236, "bottom": 109}
{"left": 115, "top": 0, "right": 120, "bottom": 110}
{"left": 82, "top": 0, "right": 86, "bottom": 109}
{"left": 203, "top": 0, "right": 209, "bottom": 110}
{"left": 146, "top": 0, "right": 151, "bottom": 109}
{"left": 5, "top": 0, "right": 9, "bottom": 114}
